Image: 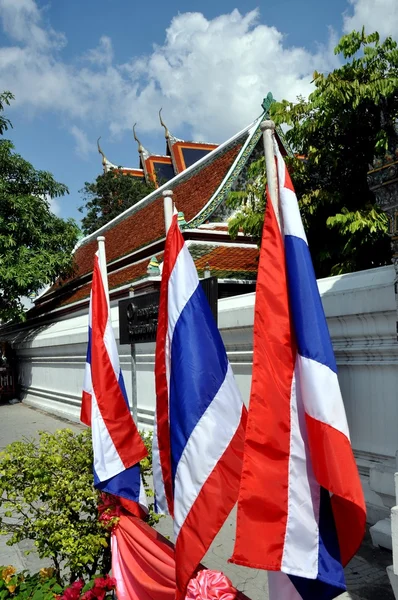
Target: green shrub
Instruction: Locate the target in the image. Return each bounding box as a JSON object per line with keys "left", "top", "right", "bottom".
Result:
{"left": 0, "top": 427, "right": 161, "bottom": 584}
{"left": 140, "top": 430, "right": 163, "bottom": 527}
{"left": 0, "top": 429, "right": 108, "bottom": 583}
{"left": 0, "top": 566, "right": 62, "bottom": 599}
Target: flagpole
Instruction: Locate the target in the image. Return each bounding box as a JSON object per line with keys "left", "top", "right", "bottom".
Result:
{"left": 163, "top": 189, "right": 173, "bottom": 235}
{"left": 97, "top": 236, "right": 110, "bottom": 309}
{"left": 261, "top": 120, "right": 281, "bottom": 229}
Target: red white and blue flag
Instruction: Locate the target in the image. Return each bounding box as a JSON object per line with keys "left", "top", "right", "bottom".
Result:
{"left": 81, "top": 252, "right": 148, "bottom": 515}
{"left": 230, "top": 141, "right": 366, "bottom": 598}
{"left": 152, "top": 214, "right": 247, "bottom": 600}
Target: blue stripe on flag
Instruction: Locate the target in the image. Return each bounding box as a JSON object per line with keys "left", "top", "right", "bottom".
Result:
{"left": 169, "top": 283, "right": 228, "bottom": 482}
{"left": 86, "top": 326, "right": 92, "bottom": 364}
{"left": 91, "top": 360, "right": 140, "bottom": 501}
{"left": 285, "top": 235, "right": 337, "bottom": 373}
{"left": 289, "top": 487, "right": 346, "bottom": 599}
{"left": 118, "top": 371, "right": 129, "bottom": 410}
{"left": 94, "top": 463, "right": 141, "bottom": 501}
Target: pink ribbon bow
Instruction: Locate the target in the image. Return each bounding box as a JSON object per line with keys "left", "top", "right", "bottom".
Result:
{"left": 186, "top": 569, "right": 237, "bottom": 600}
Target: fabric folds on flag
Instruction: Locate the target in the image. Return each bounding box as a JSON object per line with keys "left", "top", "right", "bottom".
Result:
{"left": 111, "top": 513, "right": 176, "bottom": 600}
{"left": 81, "top": 252, "right": 148, "bottom": 515}
{"left": 230, "top": 141, "right": 366, "bottom": 599}
{"left": 152, "top": 214, "right": 247, "bottom": 600}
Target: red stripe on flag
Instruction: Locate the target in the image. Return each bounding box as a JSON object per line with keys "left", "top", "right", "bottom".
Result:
{"left": 305, "top": 414, "right": 366, "bottom": 566}
{"left": 155, "top": 215, "right": 184, "bottom": 517}
{"left": 175, "top": 410, "right": 247, "bottom": 600}
{"left": 283, "top": 164, "right": 295, "bottom": 193}
{"left": 80, "top": 390, "right": 92, "bottom": 427}
{"left": 91, "top": 256, "right": 147, "bottom": 468}
{"left": 230, "top": 197, "right": 296, "bottom": 570}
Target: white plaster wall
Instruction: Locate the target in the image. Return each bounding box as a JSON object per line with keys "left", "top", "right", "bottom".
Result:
{"left": 13, "top": 264, "right": 398, "bottom": 524}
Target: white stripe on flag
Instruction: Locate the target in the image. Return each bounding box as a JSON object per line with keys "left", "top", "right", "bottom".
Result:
{"left": 297, "top": 356, "right": 350, "bottom": 439}
{"left": 168, "top": 244, "right": 199, "bottom": 340}
{"left": 152, "top": 411, "right": 169, "bottom": 515}
{"left": 274, "top": 140, "right": 307, "bottom": 243}
{"left": 91, "top": 389, "right": 125, "bottom": 481}
{"left": 281, "top": 365, "right": 320, "bottom": 578}
{"left": 103, "top": 319, "right": 121, "bottom": 381}
{"left": 173, "top": 364, "right": 243, "bottom": 538}
{"left": 83, "top": 361, "right": 92, "bottom": 396}
{"left": 139, "top": 474, "right": 148, "bottom": 512}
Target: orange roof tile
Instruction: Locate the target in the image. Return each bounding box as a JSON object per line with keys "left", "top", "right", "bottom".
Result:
{"left": 44, "top": 245, "right": 258, "bottom": 313}
{"left": 195, "top": 246, "right": 258, "bottom": 275}
{"left": 52, "top": 141, "right": 243, "bottom": 289}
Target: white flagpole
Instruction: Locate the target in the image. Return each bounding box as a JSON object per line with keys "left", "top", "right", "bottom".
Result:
{"left": 96, "top": 235, "right": 110, "bottom": 310}
{"left": 261, "top": 120, "right": 281, "bottom": 229}
{"left": 163, "top": 189, "right": 174, "bottom": 235}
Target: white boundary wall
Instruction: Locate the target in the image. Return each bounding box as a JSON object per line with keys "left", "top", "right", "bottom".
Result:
{"left": 13, "top": 265, "right": 398, "bottom": 532}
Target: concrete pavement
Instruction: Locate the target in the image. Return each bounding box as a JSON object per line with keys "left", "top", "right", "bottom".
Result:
{"left": 0, "top": 401, "right": 393, "bottom": 599}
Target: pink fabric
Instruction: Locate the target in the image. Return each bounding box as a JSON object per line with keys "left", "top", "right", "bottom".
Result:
{"left": 112, "top": 514, "right": 176, "bottom": 600}
{"left": 186, "top": 570, "right": 237, "bottom": 600}
{"left": 112, "top": 513, "right": 241, "bottom": 600}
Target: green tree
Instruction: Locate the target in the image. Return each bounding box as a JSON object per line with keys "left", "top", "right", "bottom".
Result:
{"left": 0, "top": 91, "right": 13, "bottom": 136}
{"left": 229, "top": 29, "right": 397, "bottom": 276}
{"left": 0, "top": 92, "right": 79, "bottom": 322}
{"left": 79, "top": 168, "right": 155, "bottom": 235}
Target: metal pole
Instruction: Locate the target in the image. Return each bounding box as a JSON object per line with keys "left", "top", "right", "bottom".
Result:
{"left": 163, "top": 189, "right": 173, "bottom": 235}
{"left": 260, "top": 120, "right": 281, "bottom": 229}
{"left": 129, "top": 287, "right": 138, "bottom": 424}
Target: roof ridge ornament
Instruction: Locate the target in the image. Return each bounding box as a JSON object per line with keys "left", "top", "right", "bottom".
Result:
{"left": 159, "top": 108, "right": 171, "bottom": 140}
{"left": 261, "top": 92, "right": 275, "bottom": 117}
{"left": 97, "top": 137, "right": 108, "bottom": 171}
{"left": 133, "top": 123, "right": 150, "bottom": 161}
{"left": 147, "top": 255, "right": 160, "bottom": 275}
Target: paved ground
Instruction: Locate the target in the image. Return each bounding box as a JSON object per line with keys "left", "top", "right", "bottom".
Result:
{"left": 0, "top": 401, "right": 394, "bottom": 599}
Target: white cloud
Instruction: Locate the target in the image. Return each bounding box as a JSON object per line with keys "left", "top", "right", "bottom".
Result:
{"left": 48, "top": 197, "right": 61, "bottom": 216}
{"left": 82, "top": 35, "right": 113, "bottom": 66}
{"left": 70, "top": 125, "right": 93, "bottom": 158}
{"left": 0, "top": 0, "right": 65, "bottom": 49}
{"left": 0, "top": 3, "right": 341, "bottom": 145}
{"left": 117, "top": 10, "right": 338, "bottom": 141}
{"left": 343, "top": 0, "right": 398, "bottom": 39}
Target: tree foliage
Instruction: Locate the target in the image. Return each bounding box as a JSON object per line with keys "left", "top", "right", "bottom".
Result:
{"left": 79, "top": 169, "right": 155, "bottom": 235}
{"left": 227, "top": 156, "right": 266, "bottom": 243}
{"left": 0, "top": 92, "right": 79, "bottom": 322}
{"left": 0, "top": 92, "right": 13, "bottom": 136}
{"left": 0, "top": 429, "right": 107, "bottom": 584}
{"left": 228, "top": 29, "right": 397, "bottom": 276}
{"left": 0, "top": 428, "right": 161, "bottom": 586}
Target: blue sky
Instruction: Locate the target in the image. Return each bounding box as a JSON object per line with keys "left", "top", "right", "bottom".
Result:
{"left": 0, "top": 0, "right": 396, "bottom": 224}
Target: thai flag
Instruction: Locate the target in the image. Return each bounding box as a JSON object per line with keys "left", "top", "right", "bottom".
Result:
{"left": 81, "top": 252, "right": 148, "bottom": 515}
{"left": 152, "top": 214, "right": 247, "bottom": 600}
{"left": 230, "top": 140, "right": 366, "bottom": 599}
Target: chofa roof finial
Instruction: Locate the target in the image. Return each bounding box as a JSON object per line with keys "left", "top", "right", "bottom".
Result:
{"left": 97, "top": 136, "right": 107, "bottom": 168}
{"left": 159, "top": 108, "right": 170, "bottom": 140}
{"left": 133, "top": 123, "right": 145, "bottom": 154}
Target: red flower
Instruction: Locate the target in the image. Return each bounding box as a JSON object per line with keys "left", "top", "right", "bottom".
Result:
{"left": 91, "top": 586, "right": 106, "bottom": 600}
{"left": 60, "top": 579, "right": 84, "bottom": 600}
{"left": 93, "top": 575, "right": 116, "bottom": 590}
{"left": 72, "top": 580, "right": 85, "bottom": 592}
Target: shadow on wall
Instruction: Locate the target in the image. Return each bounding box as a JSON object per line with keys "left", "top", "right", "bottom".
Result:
{"left": 0, "top": 324, "right": 51, "bottom": 405}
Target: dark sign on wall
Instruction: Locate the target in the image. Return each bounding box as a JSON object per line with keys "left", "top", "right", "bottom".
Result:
{"left": 119, "top": 277, "right": 218, "bottom": 345}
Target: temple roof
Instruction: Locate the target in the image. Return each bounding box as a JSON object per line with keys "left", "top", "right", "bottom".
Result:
{"left": 28, "top": 240, "right": 258, "bottom": 320}
{"left": 29, "top": 95, "right": 288, "bottom": 321}
{"left": 99, "top": 111, "right": 220, "bottom": 186}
